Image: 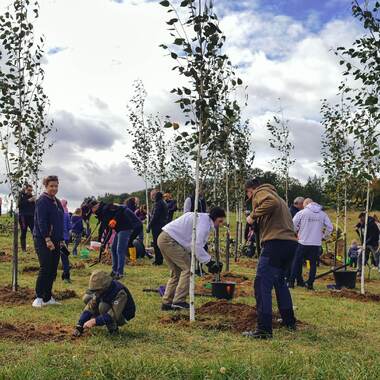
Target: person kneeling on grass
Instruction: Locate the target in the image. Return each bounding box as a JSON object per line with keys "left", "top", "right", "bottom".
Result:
{"left": 158, "top": 207, "right": 225, "bottom": 311}
{"left": 73, "top": 270, "right": 136, "bottom": 337}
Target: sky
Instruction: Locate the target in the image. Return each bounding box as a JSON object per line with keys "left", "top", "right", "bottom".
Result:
{"left": 0, "top": 0, "right": 363, "bottom": 210}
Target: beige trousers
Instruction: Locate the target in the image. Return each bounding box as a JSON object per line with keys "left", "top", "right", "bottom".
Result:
{"left": 158, "top": 231, "right": 191, "bottom": 304}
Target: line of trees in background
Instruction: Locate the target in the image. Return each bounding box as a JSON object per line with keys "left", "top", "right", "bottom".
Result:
{"left": 98, "top": 170, "right": 380, "bottom": 211}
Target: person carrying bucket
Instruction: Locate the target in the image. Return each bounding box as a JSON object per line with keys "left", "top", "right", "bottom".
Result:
{"left": 244, "top": 178, "right": 298, "bottom": 340}
{"left": 157, "top": 207, "right": 225, "bottom": 311}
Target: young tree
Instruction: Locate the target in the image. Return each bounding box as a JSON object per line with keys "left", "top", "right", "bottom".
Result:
{"left": 267, "top": 106, "right": 294, "bottom": 205}
{"left": 321, "top": 95, "right": 355, "bottom": 265}
{"left": 0, "top": 0, "right": 51, "bottom": 290}
{"left": 337, "top": 1, "right": 380, "bottom": 294}
{"left": 160, "top": 0, "right": 242, "bottom": 320}
{"left": 151, "top": 116, "right": 168, "bottom": 191}
{"left": 126, "top": 80, "right": 156, "bottom": 241}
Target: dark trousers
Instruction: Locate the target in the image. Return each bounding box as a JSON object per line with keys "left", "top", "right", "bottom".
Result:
{"left": 34, "top": 238, "right": 61, "bottom": 302}
{"left": 152, "top": 227, "right": 163, "bottom": 264}
{"left": 254, "top": 240, "right": 297, "bottom": 333}
{"left": 19, "top": 214, "right": 34, "bottom": 251}
{"left": 290, "top": 244, "right": 319, "bottom": 287}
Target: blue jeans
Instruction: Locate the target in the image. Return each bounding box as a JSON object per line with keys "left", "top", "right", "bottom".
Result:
{"left": 112, "top": 230, "right": 132, "bottom": 275}
{"left": 61, "top": 240, "right": 71, "bottom": 280}
{"left": 290, "top": 244, "right": 319, "bottom": 287}
{"left": 254, "top": 240, "right": 297, "bottom": 333}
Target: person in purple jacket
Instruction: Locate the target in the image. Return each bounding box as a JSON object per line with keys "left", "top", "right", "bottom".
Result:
{"left": 33, "top": 175, "right": 64, "bottom": 308}
{"left": 60, "top": 199, "right": 72, "bottom": 283}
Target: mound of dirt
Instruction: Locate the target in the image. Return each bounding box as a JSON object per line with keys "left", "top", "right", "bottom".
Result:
{"left": 0, "top": 286, "right": 78, "bottom": 305}
{"left": 320, "top": 289, "right": 380, "bottom": 302}
{"left": 22, "top": 265, "right": 40, "bottom": 273}
{"left": 161, "top": 301, "right": 284, "bottom": 333}
{"left": 0, "top": 322, "right": 73, "bottom": 342}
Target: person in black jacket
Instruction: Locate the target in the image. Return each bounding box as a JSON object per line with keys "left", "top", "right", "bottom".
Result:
{"left": 289, "top": 197, "right": 304, "bottom": 218}
{"left": 356, "top": 213, "right": 380, "bottom": 271}
{"left": 19, "top": 184, "right": 36, "bottom": 252}
{"left": 32, "top": 176, "right": 64, "bottom": 308}
{"left": 147, "top": 190, "right": 168, "bottom": 265}
{"left": 91, "top": 201, "right": 142, "bottom": 279}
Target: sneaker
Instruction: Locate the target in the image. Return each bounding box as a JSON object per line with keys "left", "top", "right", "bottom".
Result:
{"left": 152, "top": 261, "right": 163, "bottom": 266}
{"left": 43, "top": 297, "right": 61, "bottom": 306}
{"left": 172, "top": 302, "right": 190, "bottom": 310}
{"left": 32, "top": 297, "right": 44, "bottom": 308}
{"left": 305, "top": 282, "right": 315, "bottom": 291}
{"left": 110, "top": 271, "right": 117, "bottom": 278}
{"left": 242, "top": 329, "right": 273, "bottom": 340}
{"left": 161, "top": 303, "right": 174, "bottom": 311}
{"left": 114, "top": 274, "right": 124, "bottom": 280}
{"left": 279, "top": 322, "right": 297, "bottom": 331}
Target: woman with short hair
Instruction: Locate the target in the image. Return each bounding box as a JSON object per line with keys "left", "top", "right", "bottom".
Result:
{"left": 32, "top": 175, "right": 64, "bottom": 308}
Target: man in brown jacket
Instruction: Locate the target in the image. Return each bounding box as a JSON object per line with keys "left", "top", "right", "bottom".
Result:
{"left": 243, "top": 178, "right": 298, "bottom": 339}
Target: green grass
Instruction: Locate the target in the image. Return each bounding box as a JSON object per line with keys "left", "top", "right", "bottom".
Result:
{"left": 0, "top": 212, "right": 379, "bottom": 380}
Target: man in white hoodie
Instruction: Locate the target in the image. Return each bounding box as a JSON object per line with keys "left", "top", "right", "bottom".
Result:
{"left": 289, "top": 198, "right": 333, "bottom": 290}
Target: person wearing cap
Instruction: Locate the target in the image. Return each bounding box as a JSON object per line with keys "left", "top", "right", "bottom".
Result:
{"left": 243, "top": 178, "right": 298, "bottom": 339}
{"left": 73, "top": 270, "right": 136, "bottom": 337}
{"left": 158, "top": 207, "right": 225, "bottom": 310}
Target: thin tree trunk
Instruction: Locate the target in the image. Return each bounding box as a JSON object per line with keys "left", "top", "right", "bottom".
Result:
{"left": 343, "top": 183, "right": 348, "bottom": 265}
{"left": 144, "top": 179, "right": 149, "bottom": 247}
{"left": 12, "top": 210, "right": 19, "bottom": 291}
{"left": 225, "top": 168, "right": 230, "bottom": 272}
{"left": 334, "top": 194, "right": 340, "bottom": 268}
{"left": 214, "top": 225, "right": 220, "bottom": 282}
{"left": 361, "top": 181, "right": 370, "bottom": 295}
{"left": 190, "top": 135, "right": 201, "bottom": 322}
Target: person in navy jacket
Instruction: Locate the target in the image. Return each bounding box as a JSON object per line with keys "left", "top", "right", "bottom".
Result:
{"left": 32, "top": 175, "right": 64, "bottom": 308}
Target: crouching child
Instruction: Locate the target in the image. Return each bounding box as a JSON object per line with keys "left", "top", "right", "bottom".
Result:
{"left": 73, "top": 270, "right": 136, "bottom": 336}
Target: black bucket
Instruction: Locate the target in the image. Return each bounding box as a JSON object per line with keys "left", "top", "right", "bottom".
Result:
{"left": 211, "top": 282, "right": 236, "bottom": 300}
{"left": 333, "top": 271, "right": 357, "bottom": 289}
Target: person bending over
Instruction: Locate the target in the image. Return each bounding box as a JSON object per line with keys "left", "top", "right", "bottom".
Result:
{"left": 73, "top": 270, "right": 136, "bottom": 337}
{"left": 158, "top": 207, "right": 225, "bottom": 310}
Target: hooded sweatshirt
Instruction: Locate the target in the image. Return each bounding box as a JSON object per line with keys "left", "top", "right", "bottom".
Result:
{"left": 293, "top": 202, "right": 333, "bottom": 246}
{"left": 250, "top": 184, "right": 297, "bottom": 243}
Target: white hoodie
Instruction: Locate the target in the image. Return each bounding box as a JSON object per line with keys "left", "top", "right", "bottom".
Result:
{"left": 293, "top": 203, "right": 333, "bottom": 246}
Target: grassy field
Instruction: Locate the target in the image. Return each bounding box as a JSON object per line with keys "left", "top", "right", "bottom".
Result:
{"left": 0, "top": 211, "right": 379, "bottom": 380}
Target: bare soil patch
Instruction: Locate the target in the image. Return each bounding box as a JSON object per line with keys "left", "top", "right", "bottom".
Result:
{"left": 0, "top": 251, "right": 11, "bottom": 262}
{"left": 0, "top": 286, "right": 78, "bottom": 306}
{"left": 0, "top": 322, "right": 73, "bottom": 342}
{"left": 318, "top": 289, "right": 380, "bottom": 303}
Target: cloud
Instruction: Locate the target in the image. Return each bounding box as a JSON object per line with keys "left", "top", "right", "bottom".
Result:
{"left": 53, "top": 110, "right": 121, "bottom": 150}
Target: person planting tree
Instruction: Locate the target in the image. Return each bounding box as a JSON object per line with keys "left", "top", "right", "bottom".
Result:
{"left": 243, "top": 178, "right": 298, "bottom": 339}
{"left": 289, "top": 198, "right": 333, "bottom": 290}
{"left": 73, "top": 270, "right": 136, "bottom": 337}
{"left": 158, "top": 207, "right": 225, "bottom": 310}
{"left": 89, "top": 201, "right": 142, "bottom": 279}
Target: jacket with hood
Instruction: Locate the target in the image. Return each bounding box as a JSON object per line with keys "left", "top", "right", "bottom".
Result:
{"left": 149, "top": 192, "right": 168, "bottom": 231}
{"left": 293, "top": 202, "right": 333, "bottom": 246}
{"left": 78, "top": 271, "right": 136, "bottom": 328}
{"left": 250, "top": 184, "right": 297, "bottom": 244}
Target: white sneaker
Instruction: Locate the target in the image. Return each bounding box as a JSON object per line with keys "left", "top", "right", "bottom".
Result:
{"left": 32, "top": 298, "right": 44, "bottom": 308}
{"left": 43, "top": 297, "right": 61, "bottom": 306}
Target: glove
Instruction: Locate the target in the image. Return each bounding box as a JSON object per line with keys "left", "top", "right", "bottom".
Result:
{"left": 72, "top": 325, "right": 84, "bottom": 337}
{"left": 206, "top": 260, "right": 223, "bottom": 274}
